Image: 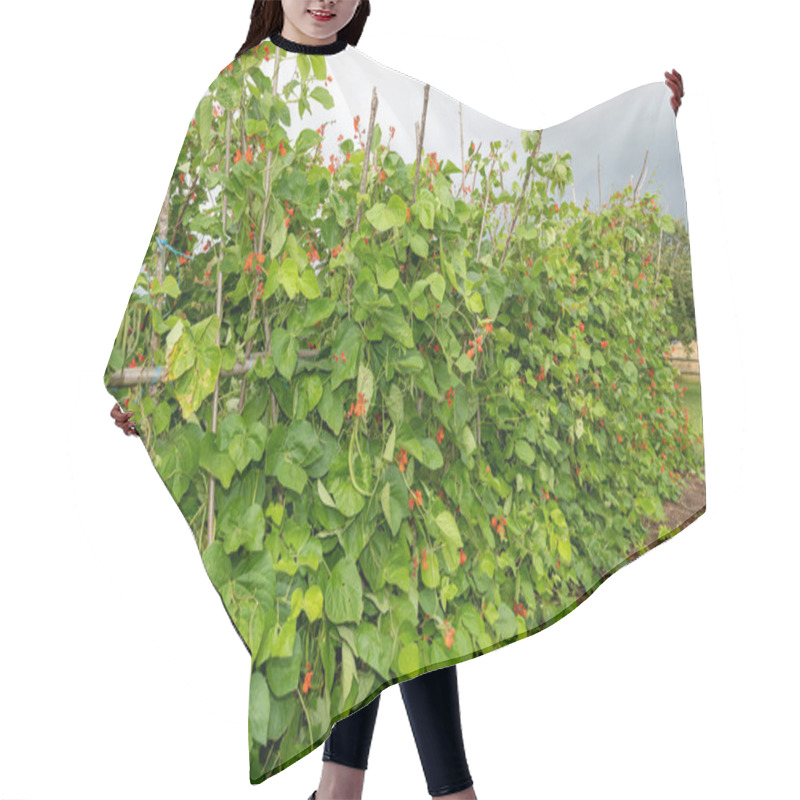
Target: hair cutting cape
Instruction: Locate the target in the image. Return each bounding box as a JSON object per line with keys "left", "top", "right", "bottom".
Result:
{"left": 102, "top": 33, "right": 706, "bottom": 785}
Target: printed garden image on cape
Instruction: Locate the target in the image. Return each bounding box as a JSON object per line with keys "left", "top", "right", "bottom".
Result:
{"left": 103, "top": 38, "right": 705, "bottom": 783}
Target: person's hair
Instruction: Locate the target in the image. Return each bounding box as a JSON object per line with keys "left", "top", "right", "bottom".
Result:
{"left": 235, "top": 1, "right": 371, "bottom": 59}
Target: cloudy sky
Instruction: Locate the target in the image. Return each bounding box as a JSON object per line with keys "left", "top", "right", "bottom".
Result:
{"left": 321, "top": 46, "right": 687, "bottom": 229}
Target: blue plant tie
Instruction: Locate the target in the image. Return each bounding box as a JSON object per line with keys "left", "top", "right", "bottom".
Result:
{"left": 155, "top": 237, "right": 196, "bottom": 260}
{"left": 154, "top": 236, "right": 196, "bottom": 287}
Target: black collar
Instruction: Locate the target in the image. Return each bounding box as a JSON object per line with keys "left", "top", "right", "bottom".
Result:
{"left": 269, "top": 31, "right": 348, "bottom": 55}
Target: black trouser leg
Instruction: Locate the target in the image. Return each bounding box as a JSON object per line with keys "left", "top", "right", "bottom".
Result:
{"left": 323, "top": 664, "right": 473, "bottom": 797}
{"left": 399, "top": 665, "right": 474, "bottom": 797}
{"left": 322, "top": 691, "right": 381, "bottom": 770}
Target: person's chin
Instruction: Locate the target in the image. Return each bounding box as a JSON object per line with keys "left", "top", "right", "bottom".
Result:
{"left": 303, "top": 29, "right": 339, "bottom": 43}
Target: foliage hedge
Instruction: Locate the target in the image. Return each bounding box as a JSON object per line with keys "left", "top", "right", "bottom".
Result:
{"left": 104, "top": 42, "right": 705, "bottom": 780}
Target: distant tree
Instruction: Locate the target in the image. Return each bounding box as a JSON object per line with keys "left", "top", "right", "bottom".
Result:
{"left": 658, "top": 219, "right": 697, "bottom": 346}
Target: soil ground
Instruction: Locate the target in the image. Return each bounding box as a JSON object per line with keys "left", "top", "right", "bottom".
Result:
{"left": 630, "top": 469, "right": 706, "bottom": 561}
{"left": 570, "top": 469, "right": 707, "bottom": 608}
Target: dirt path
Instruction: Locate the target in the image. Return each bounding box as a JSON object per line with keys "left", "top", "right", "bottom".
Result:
{"left": 571, "top": 470, "right": 706, "bottom": 607}
{"left": 629, "top": 470, "right": 706, "bottom": 562}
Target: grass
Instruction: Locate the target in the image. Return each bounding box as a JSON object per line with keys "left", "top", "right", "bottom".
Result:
{"left": 679, "top": 373, "right": 703, "bottom": 465}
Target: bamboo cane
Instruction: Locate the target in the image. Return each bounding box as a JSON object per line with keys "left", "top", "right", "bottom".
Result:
{"left": 597, "top": 153, "right": 602, "bottom": 211}
{"left": 411, "top": 85, "right": 430, "bottom": 204}
{"left": 238, "top": 51, "right": 282, "bottom": 417}
{"left": 354, "top": 86, "right": 379, "bottom": 235}
{"left": 498, "top": 131, "right": 541, "bottom": 273}
{"left": 459, "top": 102, "right": 465, "bottom": 196}
{"left": 633, "top": 149, "right": 649, "bottom": 204}
{"left": 402, "top": 84, "right": 430, "bottom": 282}
{"left": 476, "top": 161, "right": 494, "bottom": 261}
{"left": 469, "top": 141, "right": 482, "bottom": 196}
{"left": 147, "top": 191, "right": 170, "bottom": 405}
{"left": 105, "top": 347, "right": 322, "bottom": 388}
{"left": 350, "top": 87, "right": 379, "bottom": 305}
{"left": 206, "top": 108, "right": 233, "bottom": 547}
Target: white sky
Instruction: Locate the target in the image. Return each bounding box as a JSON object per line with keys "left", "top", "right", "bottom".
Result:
{"left": 278, "top": 44, "right": 687, "bottom": 226}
